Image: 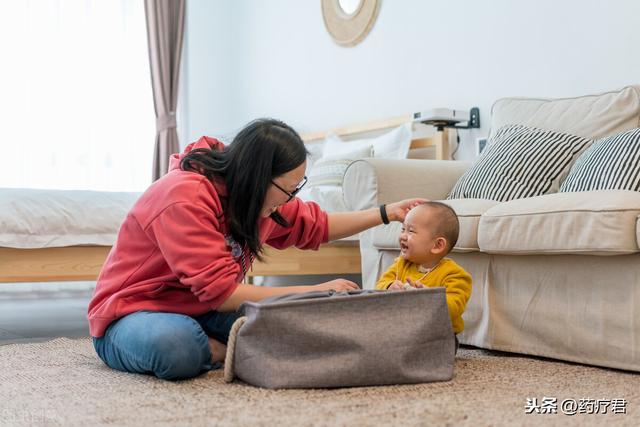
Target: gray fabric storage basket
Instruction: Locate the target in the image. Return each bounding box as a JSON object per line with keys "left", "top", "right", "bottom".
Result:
{"left": 224, "top": 288, "right": 455, "bottom": 389}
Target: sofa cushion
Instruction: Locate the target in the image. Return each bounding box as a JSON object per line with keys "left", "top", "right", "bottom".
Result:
{"left": 372, "top": 199, "right": 499, "bottom": 252}
{"left": 448, "top": 125, "right": 592, "bottom": 201}
{"left": 478, "top": 190, "right": 640, "bottom": 255}
{"left": 560, "top": 128, "right": 640, "bottom": 193}
{"left": 491, "top": 86, "right": 640, "bottom": 140}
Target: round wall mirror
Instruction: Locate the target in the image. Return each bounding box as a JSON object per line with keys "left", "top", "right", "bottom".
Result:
{"left": 338, "top": 0, "right": 362, "bottom": 16}
{"left": 321, "top": 0, "right": 380, "bottom": 47}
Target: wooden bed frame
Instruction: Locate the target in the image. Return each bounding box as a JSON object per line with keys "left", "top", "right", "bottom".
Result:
{"left": 0, "top": 243, "right": 362, "bottom": 283}
{"left": 0, "top": 115, "right": 448, "bottom": 283}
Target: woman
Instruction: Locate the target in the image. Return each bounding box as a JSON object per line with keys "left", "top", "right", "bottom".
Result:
{"left": 88, "top": 118, "right": 424, "bottom": 380}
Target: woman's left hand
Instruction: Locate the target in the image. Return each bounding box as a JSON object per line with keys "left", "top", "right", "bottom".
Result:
{"left": 385, "top": 198, "right": 429, "bottom": 222}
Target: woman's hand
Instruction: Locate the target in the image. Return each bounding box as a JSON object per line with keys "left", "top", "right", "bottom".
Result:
{"left": 327, "top": 197, "right": 428, "bottom": 241}
{"left": 385, "top": 198, "right": 429, "bottom": 222}
{"left": 314, "top": 279, "right": 360, "bottom": 292}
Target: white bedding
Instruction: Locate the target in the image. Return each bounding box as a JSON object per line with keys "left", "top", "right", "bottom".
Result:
{"left": 0, "top": 188, "right": 140, "bottom": 249}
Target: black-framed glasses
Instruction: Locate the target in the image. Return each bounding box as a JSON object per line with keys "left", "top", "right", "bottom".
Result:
{"left": 271, "top": 176, "right": 308, "bottom": 202}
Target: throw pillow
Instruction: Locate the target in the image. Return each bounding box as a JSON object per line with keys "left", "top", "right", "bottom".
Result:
{"left": 307, "top": 145, "right": 373, "bottom": 188}
{"left": 448, "top": 124, "right": 593, "bottom": 202}
{"left": 560, "top": 128, "right": 640, "bottom": 192}
{"left": 304, "top": 141, "right": 324, "bottom": 175}
{"left": 322, "top": 123, "right": 412, "bottom": 160}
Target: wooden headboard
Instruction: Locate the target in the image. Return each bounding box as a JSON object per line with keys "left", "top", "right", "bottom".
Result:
{"left": 300, "top": 114, "right": 451, "bottom": 160}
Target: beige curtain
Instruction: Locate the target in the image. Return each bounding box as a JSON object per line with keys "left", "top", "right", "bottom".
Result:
{"left": 144, "top": 0, "right": 185, "bottom": 181}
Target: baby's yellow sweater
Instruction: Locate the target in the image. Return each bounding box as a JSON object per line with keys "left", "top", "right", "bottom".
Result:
{"left": 375, "top": 257, "right": 472, "bottom": 334}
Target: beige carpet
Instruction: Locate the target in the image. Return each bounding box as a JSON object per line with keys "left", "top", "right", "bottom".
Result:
{"left": 0, "top": 338, "right": 637, "bottom": 427}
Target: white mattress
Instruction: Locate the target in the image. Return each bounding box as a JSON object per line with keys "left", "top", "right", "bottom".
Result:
{"left": 0, "top": 188, "right": 140, "bottom": 249}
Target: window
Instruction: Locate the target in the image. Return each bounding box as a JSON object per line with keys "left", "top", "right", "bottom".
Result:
{"left": 0, "top": 0, "right": 154, "bottom": 191}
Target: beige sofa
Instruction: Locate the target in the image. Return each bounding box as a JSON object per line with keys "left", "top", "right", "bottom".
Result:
{"left": 343, "top": 86, "right": 640, "bottom": 372}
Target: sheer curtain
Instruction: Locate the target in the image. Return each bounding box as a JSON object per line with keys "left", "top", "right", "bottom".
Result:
{"left": 0, "top": 0, "right": 154, "bottom": 192}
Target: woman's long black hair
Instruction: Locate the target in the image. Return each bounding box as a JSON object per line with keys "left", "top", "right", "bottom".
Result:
{"left": 180, "top": 118, "right": 308, "bottom": 260}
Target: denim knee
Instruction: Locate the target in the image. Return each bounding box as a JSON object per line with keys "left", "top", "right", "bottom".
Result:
{"left": 149, "top": 322, "right": 213, "bottom": 380}
{"left": 94, "top": 311, "right": 214, "bottom": 381}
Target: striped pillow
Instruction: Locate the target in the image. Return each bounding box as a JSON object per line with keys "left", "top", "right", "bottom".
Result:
{"left": 560, "top": 128, "right": 640, "bottom": 192}
{"left": 448, "top": 124, "right": 593, "bottom": 202}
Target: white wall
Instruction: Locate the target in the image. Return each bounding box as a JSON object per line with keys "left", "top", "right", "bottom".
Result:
{"left": 179, "top": 0, "right": 235, "bottom": 145}
{"left": 181, "top": 0, "right": 640, "bottom": 160}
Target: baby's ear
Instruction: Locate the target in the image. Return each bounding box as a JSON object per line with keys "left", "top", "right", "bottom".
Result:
{"left": 431, "top": 237, "right": 448, "bottom": 254}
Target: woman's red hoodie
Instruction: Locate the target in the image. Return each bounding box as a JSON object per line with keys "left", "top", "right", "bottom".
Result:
{"left": 87, "top": 137, "right": 328, "bottom": 337}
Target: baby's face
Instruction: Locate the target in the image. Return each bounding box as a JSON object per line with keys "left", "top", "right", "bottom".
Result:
{"left": 398, "top": 207, "right": 446, "bottom": 264}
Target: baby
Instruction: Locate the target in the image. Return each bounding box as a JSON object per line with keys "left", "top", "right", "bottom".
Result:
{"left": 375, "top": 202, "right": 472, "bottom": 345}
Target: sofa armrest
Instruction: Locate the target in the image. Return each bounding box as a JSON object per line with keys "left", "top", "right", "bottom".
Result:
{"left": 343, "top": 158, "right": 472, "bottom": 211}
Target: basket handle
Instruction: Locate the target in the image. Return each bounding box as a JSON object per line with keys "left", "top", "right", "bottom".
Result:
{"left": 223, "top": 316, "right": 247, "bottom": 383}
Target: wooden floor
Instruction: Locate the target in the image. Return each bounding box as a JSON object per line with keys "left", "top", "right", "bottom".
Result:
{"left": 0, "top": 282, "right": 94, "bottom": 345}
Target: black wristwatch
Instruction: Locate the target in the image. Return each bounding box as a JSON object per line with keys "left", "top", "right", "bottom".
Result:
{"left": 379, "top": 204, "right": 390, "bottom": 225}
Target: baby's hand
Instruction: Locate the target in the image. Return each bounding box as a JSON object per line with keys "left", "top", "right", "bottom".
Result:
{"left": 406, "top": 278, "right": 423, "bottom": 289}
{"left": 388, "top": 280, "right": 404, "bottom": 291}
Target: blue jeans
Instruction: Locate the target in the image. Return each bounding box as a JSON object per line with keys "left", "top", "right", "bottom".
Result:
{"left": 93, "top": 310, "right": 242, "bottom": 381}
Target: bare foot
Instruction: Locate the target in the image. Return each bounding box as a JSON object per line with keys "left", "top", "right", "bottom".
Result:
{"left": 208, "top": 337, "right": 227, "bottom": 363}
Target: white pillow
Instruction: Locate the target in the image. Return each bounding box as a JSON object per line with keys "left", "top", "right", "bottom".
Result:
{"left": 297, "top": 186, "right": 348, "bottom": 212}
{"left": 305, "top": 141, "right": 324, "bottom": 174}
{"left": 322, "top": 123, "right": 412, "bottom": 159}
{"left": 307, "top": 145, "right": 373, "bottom": 187}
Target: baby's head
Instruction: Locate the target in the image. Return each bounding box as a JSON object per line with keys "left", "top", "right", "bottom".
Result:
{"left": 398, "top": 202, "right": 459, "bottom": 265}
